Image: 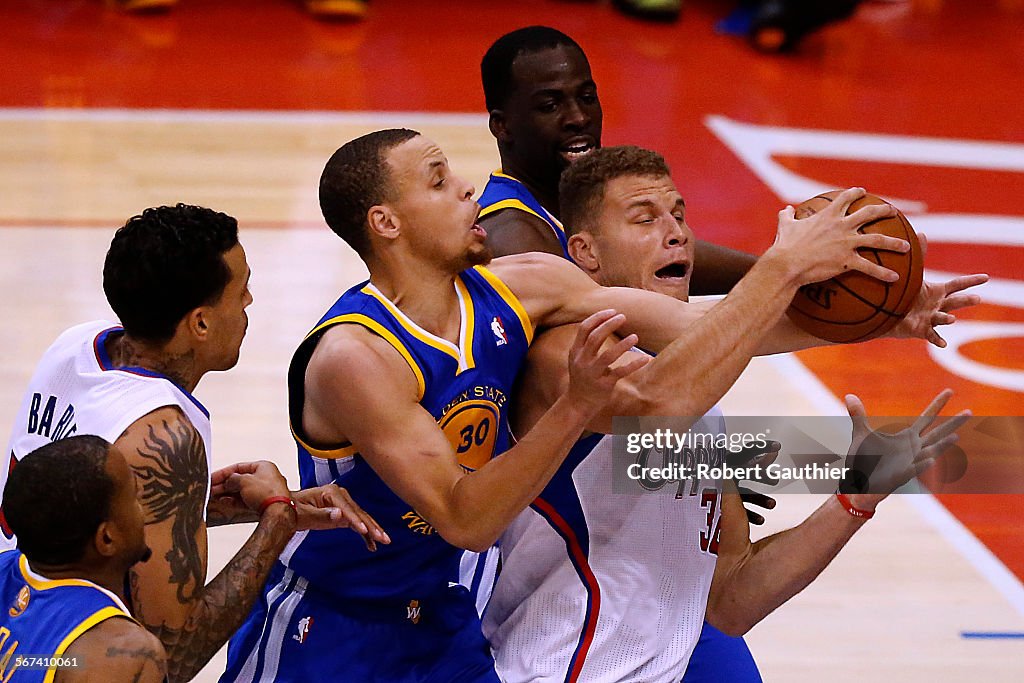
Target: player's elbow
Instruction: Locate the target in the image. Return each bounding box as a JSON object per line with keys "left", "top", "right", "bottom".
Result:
{"left": 704, "top": 605, "right": 754, "bottom": 637}
{"left": 436, "top": 524, "right": 497, "bottom": 553}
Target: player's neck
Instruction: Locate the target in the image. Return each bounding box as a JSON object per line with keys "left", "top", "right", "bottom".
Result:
{"left": 368, "top": 261, "right": 464, "bottom": 343}
{"left": 106, "top": 331, "right": 201, "bottom": 393}
{"left": 499, "top": 157, "right": 560, "bottom": 218}
{"left": 26, "top": 559, "right": 130, "bottom": 605}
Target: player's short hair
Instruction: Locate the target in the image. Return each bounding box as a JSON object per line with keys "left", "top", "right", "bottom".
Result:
{"left": 560, "top": 146, "right": 672, "bottom": 236}
{"left": 3, "top": 436, "right": 116, "bottom": 566}
{"left": 319, "top": 128, "right": 421, "bottom": 257}
{"left": 481, "top": 26, "right": 587, "bottom": 111}
{"left": 103, "top": 204, "right": 239, "bottom": 343}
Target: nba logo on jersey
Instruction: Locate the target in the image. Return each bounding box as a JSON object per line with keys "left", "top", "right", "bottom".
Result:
{"left": 491, "top": 316, "right": 508, "bottom": 346}
{"left": 292, "top": 616, "right": 313, "bottom": 644}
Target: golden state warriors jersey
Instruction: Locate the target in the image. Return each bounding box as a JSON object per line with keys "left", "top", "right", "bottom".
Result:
{"left": 479, "top": 171, "right": 571, "bottom": 259}
{"left": 281, "top": 266, "right": 532, "bottom": 605}
{"left": 0, "top": 550, "right": 133, "bottom": 682}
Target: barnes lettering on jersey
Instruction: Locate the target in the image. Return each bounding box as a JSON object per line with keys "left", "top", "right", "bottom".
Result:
{"left": 25, "top": 393, "right": 78, "bottom": 442}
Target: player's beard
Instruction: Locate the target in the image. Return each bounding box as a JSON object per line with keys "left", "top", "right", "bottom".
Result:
{"left": 449, "top": 242, "right": 492, "bottom": 271}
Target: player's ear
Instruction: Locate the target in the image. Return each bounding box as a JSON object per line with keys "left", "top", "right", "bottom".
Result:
{"left": 489, "top": 110, "right": 510, "bottom": 144}
{"left": 568, "top": 232, "right": 600, "bottom": 274}
{"left": 367, "top": 205, "right": 400, "bottom": 242}
{"left": 183, "top": 308, "right": 209, "bottom": 340}
{"left": 93, "top": 520, "right": 118, "bottom": 559}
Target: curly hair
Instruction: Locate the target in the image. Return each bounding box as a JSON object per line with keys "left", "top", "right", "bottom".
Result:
{"left": 103, "top": 204, "right": 239, "bottom": 343}
{"left": 559, "top": 146, "right": 672, "bottom": 236}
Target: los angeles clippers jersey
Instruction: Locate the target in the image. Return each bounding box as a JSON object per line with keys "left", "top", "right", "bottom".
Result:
{"left": 478, "top": 171, "right": 571, "bottom": 260}
{"left": 2, "top": 321, "right": 214, "bottom": 551}
{"left": 281, "top": 266, "right": 532, "bottom": 604}
{"left": 0, "top": 550, "right": 134, "bottom": 682}
{"left": 483, "top": 410, "right": 727, "bottom": 683}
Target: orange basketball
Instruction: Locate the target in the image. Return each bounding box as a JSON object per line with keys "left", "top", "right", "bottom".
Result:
{"left": 785, "top": 191, "right": 924, "bottom": 343}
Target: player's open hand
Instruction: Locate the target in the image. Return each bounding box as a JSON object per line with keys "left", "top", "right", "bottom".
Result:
{"left": 888, "top": 234, "right": 989, "bottom": 347}
{"left": 292, "top": 483, "right": 391, "bottom": 551}
{"left": 840, "top": 389, "right": 970, "bottom": 512}
{"left": 772, "top": 187, "right": 908, "bottom": 286}
{"left": 566, "top": 309, "right": 650, "bottom": 413}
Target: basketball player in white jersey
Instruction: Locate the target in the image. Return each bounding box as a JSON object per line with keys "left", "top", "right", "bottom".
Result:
{"left": 482, "top": 146, "right": 981, "bottom": 682}
{"left": 2, "top": 204, "right": 388, "bottom": 683}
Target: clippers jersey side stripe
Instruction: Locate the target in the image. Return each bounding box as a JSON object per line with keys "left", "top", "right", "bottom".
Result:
{"left": 531, "top": 497, "right": 601, "bottom": 683}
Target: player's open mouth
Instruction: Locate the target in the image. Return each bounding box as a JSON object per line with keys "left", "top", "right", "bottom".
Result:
{"left": 655, "top": 262, "right": 689, "bottom": 280}
{"left": 559, "top": 138, "right": 596, "bottom": 162}
{"left": 470, "top": 223, "right": 487, "bottom": 239}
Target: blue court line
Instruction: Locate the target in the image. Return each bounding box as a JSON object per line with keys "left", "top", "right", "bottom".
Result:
{"left": 961, "top": 632, "right": 1024, "bottom": 640}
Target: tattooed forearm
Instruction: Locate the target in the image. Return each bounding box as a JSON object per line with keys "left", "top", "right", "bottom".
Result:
{"left": 141, "top": 508, "right": 296, "bottom": 683}
{"left": 133, "top": 418, "right": 208, "bottom": 602}
{"left": 206, "top": 498, "right": 259, "bottom": 527}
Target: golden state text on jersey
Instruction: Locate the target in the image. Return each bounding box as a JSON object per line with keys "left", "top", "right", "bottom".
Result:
{"left": 282, "top": 266, "right": 532, "bottom": 605}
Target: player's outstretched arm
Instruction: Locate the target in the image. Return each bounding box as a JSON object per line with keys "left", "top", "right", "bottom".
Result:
{"left": 115, "top": 406, "right": 297, "bottom": 683}
{"left": 57, "top": 617, "right": 167, "bottom": 683}
{"left": 306, "top": 310, "right": 645, "bottom": 553}
{"left": 492, "top": 188, "right": 907, "bottom": 354}
{"left": 689, "top": 240, "right": 758, "bottom": 296}
{"left": 480, "top": 208, "right": 565, "bottom": 258}
{"left": 705, "top": 390, "right": 969, "bottom": 636}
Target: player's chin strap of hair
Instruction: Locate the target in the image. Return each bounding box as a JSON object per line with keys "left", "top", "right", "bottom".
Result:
{"left": 835, "top": 491, "right": 874, "bottom": 520}
{"left": 259, "top": 495, "right": 296, "bottom": 516}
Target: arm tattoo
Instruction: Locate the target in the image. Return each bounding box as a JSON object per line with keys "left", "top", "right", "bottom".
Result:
{"left": 132, "top": 418, "right": 208, "bottom": 603}
{"left": 105, "top": 644, "right": 167, "bottom": 683}
{"left": 142, "top": 511, "right": 295, "bottom": 683}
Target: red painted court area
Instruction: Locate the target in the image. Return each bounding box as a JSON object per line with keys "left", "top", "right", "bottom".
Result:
{"left": 4, "top": 0, "right": 1024, "bottom": 576}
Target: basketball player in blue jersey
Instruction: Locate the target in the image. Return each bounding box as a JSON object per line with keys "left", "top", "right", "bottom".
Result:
{"left": 478, "top": 26, "right": 757, "bottom": 294}
{"left": 483, "top": 145, "right": 979, "bottom": 683}
{"left": 0, "top": 435, "right": 166, "bottom": 682}
{"left": 223, "top": 127, "right": 947, "bottom": 682}
{"left": 3, "top": 204, "right": 387, "bottom": 683}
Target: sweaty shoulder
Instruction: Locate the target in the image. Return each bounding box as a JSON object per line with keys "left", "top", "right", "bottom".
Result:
{"left": 481, "top": 208, "right": 564, "bottom": 257}
{"left": 57, "top": 616, "right": 167, "bottom": 683}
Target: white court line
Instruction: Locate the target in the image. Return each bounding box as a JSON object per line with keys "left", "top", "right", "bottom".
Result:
{"left": 0, "top": 107, "right": 487, "bottom": 127}
{"left": 766, "top": 353, "right": 1024, "bottom": 621}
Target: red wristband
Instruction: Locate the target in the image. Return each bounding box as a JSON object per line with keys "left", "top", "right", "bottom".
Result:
{"left": 258, "top": 495, "right": 296, "bottom": 516}
{"left": 836, "top": 492, "right": 874, "bottom": 520}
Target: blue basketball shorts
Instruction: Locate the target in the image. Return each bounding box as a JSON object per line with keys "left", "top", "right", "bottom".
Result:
{"left": 221, "top": 562, "right": 500, "bottom": 683}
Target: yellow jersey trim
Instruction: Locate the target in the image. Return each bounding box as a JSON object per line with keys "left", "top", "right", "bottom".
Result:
{"left": 44, "top": 607, "right": 130, "bottom": 683}
{"left": 306, "top": 313, "right": 426, "bottom": 400}
{"left": 483, "top": 172, "right": 565, "bottom": 235}
{"left": 19, "top": 555, "right": 102, "bottom": 592}
{"left": 360, "top": 285, "right": 461, "bottom": 363}
{"left": 473, "top": 266, "right": 534, "bottom": 345}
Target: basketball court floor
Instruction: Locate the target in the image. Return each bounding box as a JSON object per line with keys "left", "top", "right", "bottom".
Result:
{"left": 1, "top": 1, "right": 1022, "bottom": 680}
